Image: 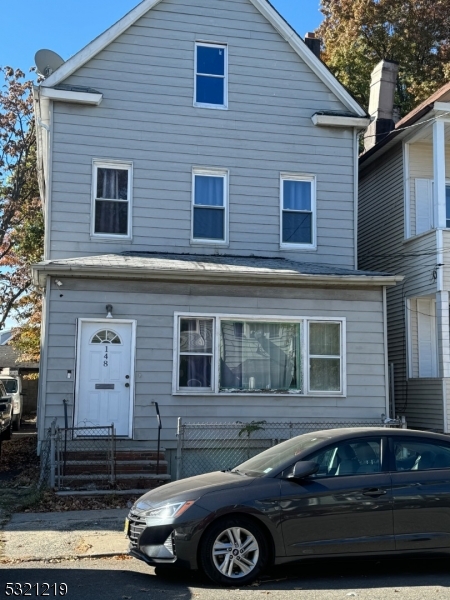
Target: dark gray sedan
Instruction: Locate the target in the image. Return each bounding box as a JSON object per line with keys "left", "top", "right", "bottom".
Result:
{"left": 126, "top": 427, "right": 450, "bottom": 586}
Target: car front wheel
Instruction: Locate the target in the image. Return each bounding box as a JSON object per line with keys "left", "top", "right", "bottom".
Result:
{"left": 199, "top": 516, "right": 269, "bottom": 586}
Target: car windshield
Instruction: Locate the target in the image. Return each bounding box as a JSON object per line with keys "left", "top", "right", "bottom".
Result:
{"left": 1, "top": 379, "right": 17, "bottom": 394}
{"left": 232, "top": 432, "right": 333, "bottom": 477}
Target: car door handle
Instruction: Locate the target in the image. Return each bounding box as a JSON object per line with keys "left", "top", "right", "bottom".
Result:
{"left": 362, "top": 487, "right": 387, "bottom": 497}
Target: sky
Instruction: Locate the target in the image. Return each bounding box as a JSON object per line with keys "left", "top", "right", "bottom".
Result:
{"left": 1, "top": 0, "right": 323, "bottom": 330}
{"left": 2, "top": 0, "right": 324, "bottom": 75}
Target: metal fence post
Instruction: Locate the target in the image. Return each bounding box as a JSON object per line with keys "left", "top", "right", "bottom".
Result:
{"left": 176, "top": 417, "right": 182, "bottom": 481}
{"left": 110, "top": 424, "right": 116, "bottom": 485}
{"left": 50, "top": 419, "right": 56, "bottom": 489}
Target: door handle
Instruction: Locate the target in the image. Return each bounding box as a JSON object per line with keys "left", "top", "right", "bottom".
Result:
{"left": 362, "top": 487, "right": 387, "bottom": 497}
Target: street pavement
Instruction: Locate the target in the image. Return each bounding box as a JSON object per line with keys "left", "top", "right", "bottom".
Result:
{"left": 1, "top": 507, "right": 450, "bottom": 599}
{"left": 1, "top": 555, "right": 449, "bottom": 600}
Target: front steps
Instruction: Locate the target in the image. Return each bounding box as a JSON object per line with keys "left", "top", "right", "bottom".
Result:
{"left": 56, "top": 448, "right": 171, "bottom": 491}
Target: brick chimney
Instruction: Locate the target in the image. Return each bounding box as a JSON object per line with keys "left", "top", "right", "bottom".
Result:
{"left": 304, "top": 32, "right": 321, "bottom": 59}
{"left": 364, "top": 60, "right": 399, "bottom": 151}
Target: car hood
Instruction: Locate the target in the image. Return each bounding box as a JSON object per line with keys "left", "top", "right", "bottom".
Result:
{"left": 134, "top": 471, "right": 253, "bottom": 507}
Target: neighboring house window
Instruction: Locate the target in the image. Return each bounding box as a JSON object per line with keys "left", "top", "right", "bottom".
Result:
{"left": 415, "top": 179, "right": 433, "bottom": 235}
{"left": 92, "top": 161, "right": 132, "bottom": 238}
{"left": 408, "top": 297, "right": 437, "bottom": 377}
{"left": 192, "top": 169, "right": 228, "bottom": 243}
{"left": 446, "top": 184, "right": 450, "bottom": 228}
{"left": 280, "top": 174, "right": 316, "bottom": 248}
{"left": 194, "top": 43, "right": 227, "bottom": 108}
{"left": 175, "top": 315, "right": 344, "bottom": 395}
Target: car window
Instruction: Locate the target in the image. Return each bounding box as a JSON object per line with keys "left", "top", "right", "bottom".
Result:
{"left": 1, "top": 379, "right": 17, "bottom": 394}
{"left": 393, "top": 439, "right": 450, "bottom": 471}
{"left": 299, "top": 438, "right": 382, "bottom": 478}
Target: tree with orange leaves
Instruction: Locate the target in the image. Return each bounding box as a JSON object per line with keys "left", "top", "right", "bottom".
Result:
{"left": 0, "top": 67, "right": 43, "bottom": 359}
{"left": 317, "top": 0, "right": 450, "bottom": 116}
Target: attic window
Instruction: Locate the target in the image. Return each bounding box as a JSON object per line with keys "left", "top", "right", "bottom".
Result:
{"left": 92, "top": 161, "right": 132, "bottom": 239}
{"left": 194, "top": 43, "right": 228, "bottom": 109}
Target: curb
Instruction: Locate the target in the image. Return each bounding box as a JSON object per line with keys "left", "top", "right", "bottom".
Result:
{"left": 0, "top": 551, "right": 132, "bottom": 564}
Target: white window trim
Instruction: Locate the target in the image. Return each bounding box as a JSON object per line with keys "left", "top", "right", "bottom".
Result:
{"left": 280, "top": 173, "right": 317, "bottom": 251}
{"left": 172, "top": 313, "right": 346, "bottom": 397}
{"left": 191, "top": 167, "right": 229, "bottom": 246}
{"left": 194, "top": 42, "right": 228, "bottom": 110}
{"left": 91, "top": 159, "right": 133, "bottom": 240}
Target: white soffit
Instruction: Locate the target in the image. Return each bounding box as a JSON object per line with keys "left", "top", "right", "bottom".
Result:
{"left": 40, "top": 0, "right": 366, "bottom": 117}
{"left": 40, "top": 88, "right": 103, "bottom": 105}
{"left": 312, "top": 114, "right": 370, "bottom": 128}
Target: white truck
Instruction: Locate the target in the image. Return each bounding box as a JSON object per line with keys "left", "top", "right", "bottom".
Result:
{"left": 0, "top": 375, "right": 23, "bottom": 431}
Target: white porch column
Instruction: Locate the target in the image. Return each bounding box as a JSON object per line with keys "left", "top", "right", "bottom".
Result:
{"left": 436, "top": 291, "right": 450, "bottom": 378}
{"left": 433, "top": 119, "right": 446, "bottom": 228}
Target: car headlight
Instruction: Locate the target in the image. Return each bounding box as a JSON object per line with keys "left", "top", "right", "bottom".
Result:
{"left": 144, "top": 500, "right": 195, "bottom": 523}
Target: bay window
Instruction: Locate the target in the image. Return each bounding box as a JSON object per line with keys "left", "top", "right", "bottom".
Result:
{"left": 176, "top": 315, "right": 344, "bottom": 395}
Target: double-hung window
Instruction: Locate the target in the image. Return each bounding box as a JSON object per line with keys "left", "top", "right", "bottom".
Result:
{"left": 92, "top": 161, "right": 132, "bottom": 238}
{"left": 281, "top": 174, "right": 316, "bottom": 249}
{"left": 192, "top": 169, "right": 228, "bottom": 243}
{"left": 176, "top": 315, "right": 344, "bottom": 395}
{"left": 194, "top": 43, "right": 227, "bottom": 108}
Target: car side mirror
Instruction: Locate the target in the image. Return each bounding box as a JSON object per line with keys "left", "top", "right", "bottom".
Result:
{"left": 289, "top": 460, "right": 319, "bottom": 480}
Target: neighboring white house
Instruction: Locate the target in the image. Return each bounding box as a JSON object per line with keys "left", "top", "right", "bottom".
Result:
{"left": 359, "top": 64, "right": 450, "bottom": 432}
{"left": 32, "top": 0, "right": 400, "bottom": 466}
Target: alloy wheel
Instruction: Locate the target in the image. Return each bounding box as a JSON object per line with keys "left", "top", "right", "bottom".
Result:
{"left": 212, "top": 526, "right": 260, "bottom": 579}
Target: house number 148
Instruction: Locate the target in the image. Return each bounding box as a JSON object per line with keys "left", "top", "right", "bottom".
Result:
{"left": 104, "top": 345, "right": 109, "bottom": 367}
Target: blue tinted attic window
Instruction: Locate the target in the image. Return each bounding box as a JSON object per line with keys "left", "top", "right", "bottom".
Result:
{"left": 195, "top": 44, "right": 227, "bottom": 107}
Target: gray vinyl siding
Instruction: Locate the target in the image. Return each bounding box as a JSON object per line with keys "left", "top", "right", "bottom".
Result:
{"left": 404, "top": 379, "right": 443, "bottom": 431}
{"left": 41, "top": 277, "right": 387, "bottom": 446}
{"left": 359, "top": 145, "right": 442, "bottom": 429}
{"left": 49, "top": 0, "right": 355, "bottom": 267}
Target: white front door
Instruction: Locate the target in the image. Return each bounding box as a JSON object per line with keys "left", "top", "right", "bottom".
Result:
{"left": 75, "top": 320, "right": 135, "bottom": 436}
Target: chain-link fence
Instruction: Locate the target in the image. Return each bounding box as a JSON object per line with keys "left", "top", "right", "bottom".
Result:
{"left": 40, "top": 421, "right": 116, "bottom": 490}
{"left": 175, "top": 417, "right": 403, "bottom": 480}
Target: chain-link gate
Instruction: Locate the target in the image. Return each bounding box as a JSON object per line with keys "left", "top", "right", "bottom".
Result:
{"left": 175, "top": 417, "right": 403, "bottom": 480}
{"left": 45, "top": 422, "right": 116, "bottom": 490}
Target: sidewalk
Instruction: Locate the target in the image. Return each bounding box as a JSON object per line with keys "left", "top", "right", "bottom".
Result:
{"left": 0, "top": 508, "right": 130, "bottom": 563}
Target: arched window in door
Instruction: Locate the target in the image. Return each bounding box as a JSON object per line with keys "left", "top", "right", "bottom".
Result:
{"left": 90, "top": 329, "right": 122, "bottom": 344}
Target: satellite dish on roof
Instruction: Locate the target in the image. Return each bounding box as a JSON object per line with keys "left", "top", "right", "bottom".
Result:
{"left": 35, "top": 49, "right": 65, "bottom": 78}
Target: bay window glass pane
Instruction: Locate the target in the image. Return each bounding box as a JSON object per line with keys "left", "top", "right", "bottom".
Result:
{"left": 283, "top": 180, "right": 311, "bottom": 211}
{"left": 197, "top": 46, "right": 225, "bottom": 76}
{"left": 193, "top": 207, "right": 224, "bottom": 240}
{"left": 310, "top": 358, "right": 340, "bottom": 391}
{"left": 195, "top": 176, "right": 224, "bottom": 207}
{"left": 97, "top": 168, "right": 128, "bottom": 200}
{"left": 180, "top": 319, "right": 213, "bottom": 353}
{"left": 283, "top": 211, "right": 312, "bottom": 244}
{"left": 196, "top": 75, "right": 224, "bottom": 105}
{"left": 309, "top": 323, "right": 340, "bottom": 356}
{"left": 179, "top": 356, "right": 212, "bottom": 388}
{"left": 95, "top": 201, "right": 128, "bottom": 235}
{"left": 220, "top": 321, "right": 300, "bottom": 391}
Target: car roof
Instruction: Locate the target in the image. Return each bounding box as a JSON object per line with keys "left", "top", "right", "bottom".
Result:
{"left": 0, "top": 375, "right": 15, "bottom": 380}
{"left": 307, "top": 427, "right": 450, "bottom": 442}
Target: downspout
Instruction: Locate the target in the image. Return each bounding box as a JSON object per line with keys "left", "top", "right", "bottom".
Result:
{"left": 383, "top": 286, "right": 390, "bottom": 419}
{"left": 436, "top": 228, "right": 448, "bottom": 432}
{"left": 37, "top": 276, "right": 51, "bottom": 453}
{"left": 353, "top": 128, "right": 359, "bottom": 269}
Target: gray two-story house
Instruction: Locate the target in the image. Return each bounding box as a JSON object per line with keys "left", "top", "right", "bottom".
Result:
{"left": 32, "top": 0, "right": 400, "bottom": 464}
{"left": 359, "top": 61, "right": 450, "bottom": 433}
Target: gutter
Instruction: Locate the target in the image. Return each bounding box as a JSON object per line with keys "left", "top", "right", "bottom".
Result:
{"left": 32, "top": 263, "right": 404, "bottom": 289}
